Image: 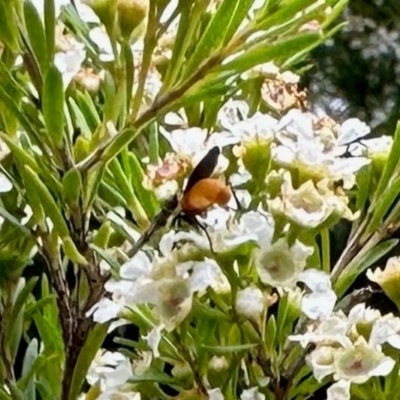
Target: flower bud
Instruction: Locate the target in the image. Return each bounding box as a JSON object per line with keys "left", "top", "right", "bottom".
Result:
{"left": 235, "top": 286, "right": 266, "bottom": 321}
{"left": 209, "top": 356, "right": 229, "bottom": 372}
{"left": 367, "top": 257, "right": 400, "bottom": 312}
{"left": 83, "top": 0, "right": 116, "bottom": 34}
{"left": 73, "top": 68, "right": 105, "bottom": 94}
{"left": 241, "top": 139, "right": 272, "bottom": 186}
{"left": 117, "top": 0, "right": 149, "bottom": 40}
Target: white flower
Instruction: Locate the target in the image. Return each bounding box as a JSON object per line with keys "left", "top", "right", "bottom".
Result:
{"left": 149, "top": 278, "right": 193, "bottom": 332}
{"left": 120, "top": 251, "right": 153, "bottom": 280}
{"left": 369, "top": 314, "right": 400, "bottom": 349}
{"left": 289, "top": 313, "right": 351, "bottom": 348}
{"left": 336, "top": 118, "right": 370, "bottom": 147}
{"left": 86, "top": 297, "right": 124, "bottom": 323}
{"left": 0, "top": 172, "right": 12, "bottom": 193}
{"left": 268, "top": 172, "right": 357, "bottom": 228}
{"left": 255, "top": 238, "right": 313, "bottom": 287}
{"left": 54, "top": 39, "right": 86, "bottom": 89}
{"left": 174, "top": 209, "right": 258, "bottom": 253}
{"left": 186, "top": 258, "right": 230, "bottom": 294}
{"left": 307, "top": 346, "right": 336, "bottom": 382}
{"left": 236, "top": 287, "right": 266, "bottom": 320}
{"left": 87, "top": 251, "right": 155, "bottom": 324}
{"left": 226, "top": 113, "right": 277, "bottom": 148}
{"left": 326, "top": 380, "right": 351, "bottom": 400}
{"left": 333, "top": 337, "right": 395, "bottom": 384}
{"left": 240, "top": 387, "right": 266, "bottom": 400}
{"left": 241, "top": 61, "right": 280, "bottom": 80}
{"left": 143, "top": 324, "right": 164, "bottom": 358}
{"left": 207, "top": 388, "right": 225, "bottom": 400}
{"left": 159, "top": 127, "right": 232, "bottom": 172}
{"left": 87, "top": 350, "right": 132, "bottom": 391}
{"left": 272, "top": 109, "right": 371, "bottom": 188}
{"left": 348, "top": 136, "right": 393, "bottom": 158}
{"left": 347, "top": 303, "right": 382, "bottom": 327}
{"left": 89, "top": 27, "right": 116, "bottom": 62}
{"left": 161, "top": 127, "right": 207, "bottom": 156}
{"left": 298, "top": 269, "right": 337, "bottom": 320}
{"left": 217, "top": 99, "right": 250, "bottom": 130}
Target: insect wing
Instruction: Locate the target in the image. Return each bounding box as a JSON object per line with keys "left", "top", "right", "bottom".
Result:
{"left": 184, "top": 146, "right": 220, "bottom": 195}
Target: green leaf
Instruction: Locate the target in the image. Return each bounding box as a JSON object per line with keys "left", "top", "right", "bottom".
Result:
{"left": 90, "top": 244, "right": 120, "bottom": 273}
{"left": 33, "top": 314, "right": 64, "bottom": 398}
{"left": 265, "top": 315, "right": 277, "bottom": 355}
{"left": 0, "top": 206, "right": 31, "bottom": 236}
{"left": 83, "top": 165, "right": 106, "bottom": 211}
{"left": 276, "top": 294, "right": 289, "bottom": 346}
{"left": 0, "top": 133, "right": 40, "bottom": 172}
{"left": 365, "top": 175, "right": 400, "bottom": 235}
{"left": 24, "top": 295, "right": 58, "bottom": 319}
{"left": 5, "top": 277, "right": 39, "bottom": 361}
{"left": 21, "top": 168, "right": 47, "bottom": 226}
{"left": 255, "top": 0, "right": 316, "bottom": 31}
{"left": 182, "top": 0, "right": 240, "bottom": 79}
{"left": 108, "top": 158, "right": 150, "bottom": 228}
{"left": 126, "top": 152, "right": 158, "bottom": 218}
{"left": 371, "top": 122, "right": 400, "bottom": 209}
{"left": 23, "top": 166, "right": 69, "bottom": 237}
{"left": 44, "top": 0, "right": 56, "bottom": 62}
{"left": 149, "top": 122, "right": 159, "bottom": 165}
{"left": 19, "top": 339, "right": 38, "bottom": 399}
{"left": 123, "top": 43, "right": 134, "bottom": 113}
{"left": 223, "top": 0, "right": 254, "bottom": 46}
{"left": 62, "top": 167, "right": 83, "bottom": 208}
{"left": 68, "top": 323, "right": 110, "bottom": 400}
{"left": 128, "top": 371, "right": 176, "bottom": 384}
{"left": 75, "top": 90, "right": 101, "bottom": 133}
{"left": 0, "top": 0, "right": 19, "bottom": 52}
{"left": 356, "top": 164, "right": 372, "bottom": 211}
{"left": 321, "top": 0, "right": 348, "bottom": 29}
{"left": 217, "top": 32, "right": 321, "bottom": 74}
{"left": 0, "top": 389, "right": 12, "bottom": 400}
{"left": 335, "top": 239, "right": 399, "bottom": 297}
{"left": 102, "top": 70, "right": 117, "bottom": 122}
{"left": 69, "top": 97, "right": 92, "bottom": 139}
{"left": 43, "top": 65, "right": 65, "bottom": 147}
{"left": 24, "top": 0, "right": 48, "bottom": 74}
{"left": 200, "top": 343, "right": 257, "bottom": 354}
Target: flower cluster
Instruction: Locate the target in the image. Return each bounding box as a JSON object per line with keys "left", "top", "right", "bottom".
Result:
{"left": 84, "top": 64, "right": 392, "bottom": 397}
{"left": 290, "top": 303, "right": 400, "bottom": 400}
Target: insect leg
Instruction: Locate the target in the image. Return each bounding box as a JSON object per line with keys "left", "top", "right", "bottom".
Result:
{"left": 182, "top": 213, "right": 215, "bottom": 254}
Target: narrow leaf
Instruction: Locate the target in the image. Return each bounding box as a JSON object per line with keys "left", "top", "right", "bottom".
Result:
{"left": 183, "top": 0, "right": 239, "bottom": 78}
{"left": 44, "top": 0, "right": 56, "bottom": 61}
{"left": 200, "top": 343, "right": 258, "bottom": 353}
{"left": 335, "top": 239, "right": 399, "bottom": 297}
{"left": 43, "top": 65, "right": 65, "bottom": 147}
{"left": 62, "top": 167, "right": 83, "bottom": 208}
{"left": 68, "top": 323, "right": 110, "bottom": 400}
{"left": 24, "top": 0, "right": 48, "bottom": 74}
{"left": 23, "top": 166, "right": 69, "bottom": 237}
